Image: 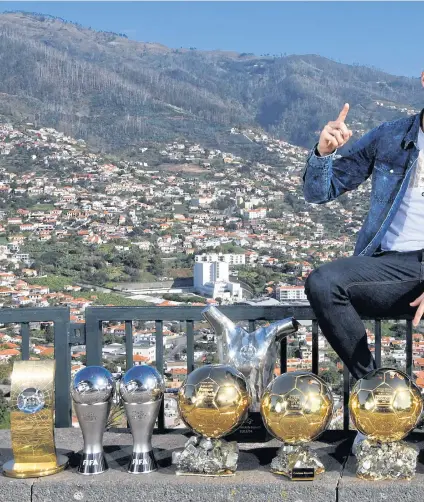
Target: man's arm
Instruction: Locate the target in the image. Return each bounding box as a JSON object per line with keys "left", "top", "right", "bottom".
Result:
{"left": 303, "top": 122, "right": 380, "bottom": 204}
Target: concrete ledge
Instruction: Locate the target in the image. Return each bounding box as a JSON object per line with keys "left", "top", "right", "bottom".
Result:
{"left": 3, "top": 429, "right": 424, "bottom": 501}
{"left": 0, "top": 429, "right": 351, "bottom": 502}
{"left": 339, "top": 432, "right": 424, "bottom": 502}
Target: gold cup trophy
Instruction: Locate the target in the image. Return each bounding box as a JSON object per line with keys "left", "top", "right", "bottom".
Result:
{"left": 3, "top": 360, "right": 68, "bottom": 478}
{"left": 176, "top": 364, "right": 251, "bottom": 476}
{"left": 349, "top": 367, "right": 423, "bottom": 480}
{"left": 260, "top": 370, "right": 333, "bottom": 480}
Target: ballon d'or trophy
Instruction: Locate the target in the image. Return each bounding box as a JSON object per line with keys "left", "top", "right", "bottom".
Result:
{"left": 3, "top": 360, "right": 68, "bottom": 478}
{"left": 71, "top": 366, "right": 115, "bottom": 475}
{"left": 261, "top": 371, "right": 333, "bottom": 480}
{"left": 176, "top": 364, "right": 251, "bottom": 476}
{"left": 202, "top": 305, "right": 300, "bottom": 441}
{"left": 349, "top": 367, "right": 422, "bottom": 480}
{"left": 120, "top": 365, "right": 165, "bottom": 474}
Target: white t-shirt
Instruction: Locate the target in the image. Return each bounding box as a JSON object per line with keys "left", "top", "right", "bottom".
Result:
{"left": 380, "top": 127, "right": 424, "bottom": 251}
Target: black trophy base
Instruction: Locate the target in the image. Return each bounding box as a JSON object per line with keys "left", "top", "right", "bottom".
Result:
{"left": 78, "top": 452, "right": 108, "bottom": 475}
{"left": 226, "top": 411, "right": 270, "bottom": 443}
{"left": 128, "top": 451, "right": 158, "bottom": 474}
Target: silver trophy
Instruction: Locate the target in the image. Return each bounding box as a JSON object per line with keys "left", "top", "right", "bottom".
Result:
{"left": 202, "top": 305, "right": 300, "bottom": 410}
{"left": 120, "top": 365, "right": 165, "bottom": 474}
{"left": 71, "top": 366, "right": 115, "bottom": 475}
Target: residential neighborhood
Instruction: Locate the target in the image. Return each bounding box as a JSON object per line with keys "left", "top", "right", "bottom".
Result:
{"left": 0, "top": 119, "right": 421, "bottom": 430}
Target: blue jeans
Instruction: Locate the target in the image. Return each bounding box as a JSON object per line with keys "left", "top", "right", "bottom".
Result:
{"left": 305, "top": 249, "right": 424, "bottom": 379}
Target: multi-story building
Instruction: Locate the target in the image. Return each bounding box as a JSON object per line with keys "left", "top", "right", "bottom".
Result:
{"left": 132, "top": 344, "right": 156, "bottom": 363}
{"left": 276, "top": 285, "right": 308, "bottom": 302}
{"left": 241, "top": 208, "right": 267, "bottom": 220}
{"left": 195, "top": 253, "right": 246, "bottom": 266}
{"left": 15, "top": 253, "right": 30, "bottom": 263}
{"left": 193, "top": 261, "right": 242, "bottom": 301}
{"left": 194, "top": 261, "right": 229, "bottom": 285}
{"left": 245, "top": 251, "right": 259, "bottom": 266}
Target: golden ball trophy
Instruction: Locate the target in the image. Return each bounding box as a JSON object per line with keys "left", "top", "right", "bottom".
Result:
{"left": 349, "top": 367, "right": 422, "bottom": 480}
{"left": 260, "top": 370, "right": 333, "bottom": 480}
{"left": 3, "top": 360, "right": 69, "bottom": 478}
{"left": 176, "top": 364, "right": 251, "bottom": 476}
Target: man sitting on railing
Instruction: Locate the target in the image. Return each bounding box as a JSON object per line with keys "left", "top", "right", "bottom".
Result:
{"left": 302, "top": 72, "right": 424, "bottom": 451}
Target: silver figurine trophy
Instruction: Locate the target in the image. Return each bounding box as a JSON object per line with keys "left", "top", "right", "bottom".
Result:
{"left": 120, "top": 365, "right": 165, "bottom": 474}
{"left": 202, "top": 305, "right": 300, "bottom": 408}
{"left": 202, "top": 305, "right": 300, "bottom": 441}
{"left": 71, "top": 366, "right": 115, "bottom": 475}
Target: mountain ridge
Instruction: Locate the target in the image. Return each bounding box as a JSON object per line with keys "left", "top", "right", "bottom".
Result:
{"left": 0, "top": 10, "right": 422, "bottom": 154}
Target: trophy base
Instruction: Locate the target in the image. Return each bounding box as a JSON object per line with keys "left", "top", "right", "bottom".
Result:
{"left": 127, "top": 451, "right": 158, "bottom": 474}
{"left": 176, "top": 436, "right": 239, "bottom": 476}
{"left": 3, "top": 454, "right": 69, "bottom": 478}
{"left": 270, "top": 444, "right": 324, "bottom": 480}
{"left": 176, "top": 470, "right": 235, "bottom": 477}
{"left": 356, "top": 439, "right": 418, "bottom": 481}
{"left": 226, "top": 411, "right": 270, "bottom": 443}
{"left": 78, "top": 452, "right": 108, "bottom": 475}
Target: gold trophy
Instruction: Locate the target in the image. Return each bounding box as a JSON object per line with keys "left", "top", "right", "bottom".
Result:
{"left": 3, "top": 360, "right": 68, "bottom": 478}
{"left": 176, "top": 364, "right": 251, "bottom": 476}
{"left": 349, "top": 367, "right": 422, "bottom": 480}
{"left": 260, "top": 370, "right": 333, "bottom": 480}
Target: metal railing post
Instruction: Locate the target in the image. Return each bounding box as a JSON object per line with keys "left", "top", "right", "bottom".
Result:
{"left": 54, "top": 308, "right": 71, "bottom": 427}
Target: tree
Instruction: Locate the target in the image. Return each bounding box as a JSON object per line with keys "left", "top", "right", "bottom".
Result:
{"left": 0, "top": 361, "right": 12, "bottom": 384}
{"left": 104, "top": 333, "right": 120, "bottom": 345}
{"left": 45, "top": 325, "right": 54, "bottom": 344}
{"left": 148, "top": 249, "right": 164, "bottom": 277}
{"left": 122, "top": 249, "right": 146, "bottom": 269}
{"left": 287, "top": 345, "right": 299, "bottom": 359}
{"left": 320, "top": 365, "right": 342, "bottom": 394}
{"left": 113, "top": 356, "right": 127, "bottom": 371}
{"left": 0, "top": 390, "right": 10, "bottom": 429}
{"left": 203, "top": 352, "right": 219, "bottom": 364}
{"left": 103, "top": 358, "right": 118, "bottom": 373}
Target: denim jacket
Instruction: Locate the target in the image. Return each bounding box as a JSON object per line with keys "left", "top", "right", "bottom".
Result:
{"left": 302, "top": 108, "right": 424, "bottom": 256}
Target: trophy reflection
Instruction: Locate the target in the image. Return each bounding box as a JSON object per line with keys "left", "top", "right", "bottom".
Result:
{"left": 71, "top": 366, "right": 115, "bottom": 475}
{"left": 120, "top": 365, "right": 165, "bottom": 474}
{"left": 349, "top": 368, "right": 422, "bottom": 480}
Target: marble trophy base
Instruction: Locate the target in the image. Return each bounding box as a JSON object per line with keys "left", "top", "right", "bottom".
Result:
{"left": 356, "top": 439, "right": 419, "bottom": 481}
{"left": 271, "top": 444, "right": 324, "bottom": 480}
{"left": 3, "top": 454, "right": 69, "bottom": 478}
{"left": 175, "top": 436, "right": 239, "bottom": 477}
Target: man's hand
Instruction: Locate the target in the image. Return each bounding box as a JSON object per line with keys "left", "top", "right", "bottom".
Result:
{"left": 317, "top": 103, "right": 353, "bottom": 156}
{"left": 410, "top": 293, "right": 424, "bottom": 327}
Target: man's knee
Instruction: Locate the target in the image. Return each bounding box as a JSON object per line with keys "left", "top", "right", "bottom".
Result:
{"left": 305, "top": 263, "right": 341, "bottom": 301}
{"left": 305, "top": 267, "right": 325, "bottom": 299}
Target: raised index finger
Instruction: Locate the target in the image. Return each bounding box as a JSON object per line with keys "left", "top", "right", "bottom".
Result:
{"left": 337, "top": 103, "right": 350, "bottom": 122}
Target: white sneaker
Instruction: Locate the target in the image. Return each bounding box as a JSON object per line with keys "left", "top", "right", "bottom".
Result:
{"left": 352, "top": 431, "right": 367, "bottom": 456}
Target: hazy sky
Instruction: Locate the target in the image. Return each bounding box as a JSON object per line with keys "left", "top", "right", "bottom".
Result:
{"left": 1, "top": 2, "right": 422, "bottom": 78}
